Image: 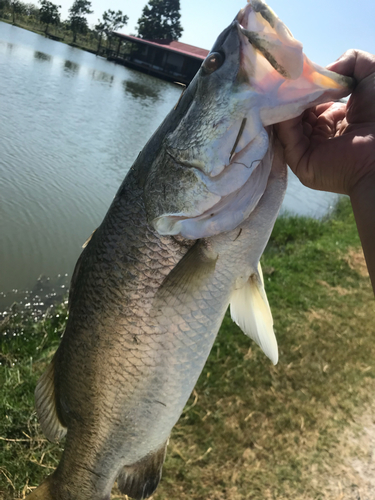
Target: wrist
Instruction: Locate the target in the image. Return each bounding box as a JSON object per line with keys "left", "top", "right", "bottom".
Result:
{"left": 346, "top": 130, "right": 375, "bottom": 198}
{"left": 349, "top": 169, "right": 375, "bottom": 294}
{"left": 349, "top": 160, "right": 375, "bottom": 201}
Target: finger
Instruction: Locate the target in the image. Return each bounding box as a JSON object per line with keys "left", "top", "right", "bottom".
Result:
{"left": 327, "top": 50, "right": 375, "bottom": 124}
{"left": 275, "top": 101, "right": 345, "bottom": 153}
{"left": 314, "top": 102, "right": 337, "bottom": 116}
{"left": 310, "top": 103, "right": 347, "bottom": 141}
{"left": 302, "top": 120, "right": 312, "bottom": 138}
{"left": 347, "top": 75, "right": 375, "bottom": 124}
{"left": 327, "top": 49, "right": 375, "bottom": 81}
{"left": 321, "top": 102, "right": 347, "bottom": 123}
{"left": 274, "top": 116, "right": 310, "bottom": 175}
{"left": 302, "top": 103, "right": 340, "bottom": 127}
{"left": 303, "top": 109, "right": 318, "bottom": 128}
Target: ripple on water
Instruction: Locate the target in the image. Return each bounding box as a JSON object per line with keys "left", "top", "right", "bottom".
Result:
{"left": 0, "top": 23, "right": 181, "bottom": 298}
{"left": 0, "top": 273, "right": 70, "bottom": 321}
{"left": 0, "top": 22, "right": 340, "bottom": 303}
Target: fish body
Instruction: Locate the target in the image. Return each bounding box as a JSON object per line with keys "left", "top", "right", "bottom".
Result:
{"left": 29, "top": 2, "right": 353, "bottom": 499}
{"left": 34, "top": 158, "right": 285, "bottom": 500}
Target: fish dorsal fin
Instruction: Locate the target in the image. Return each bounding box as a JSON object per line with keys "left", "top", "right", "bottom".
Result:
{"left": 35, "top": 356, "right": 67, "bottom": 442}
{"left": 82, "top": 228, "right": 97, "bottom": 249}
{"left": 117, "top": 440, "right": 169, "bottom": 500}
{"left": 230, "top": 263, "right": 278, "bottom": 364}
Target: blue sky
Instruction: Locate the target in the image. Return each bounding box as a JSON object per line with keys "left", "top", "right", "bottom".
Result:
{"left": 59, "top": 0, "right": 375, "bottom": 67}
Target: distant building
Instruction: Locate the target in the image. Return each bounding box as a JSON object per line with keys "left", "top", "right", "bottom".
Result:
{"left": 108, "top": 33, "right": 209, "bottom": 85}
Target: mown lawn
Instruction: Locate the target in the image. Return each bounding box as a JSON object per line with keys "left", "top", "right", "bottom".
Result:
{"left": 1, "top": 197, "right": 374, "bottom": 500}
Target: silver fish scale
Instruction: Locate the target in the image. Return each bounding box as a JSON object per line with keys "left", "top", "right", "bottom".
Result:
{"left": 52, "top": 169, "right": 230, "bottom": 498}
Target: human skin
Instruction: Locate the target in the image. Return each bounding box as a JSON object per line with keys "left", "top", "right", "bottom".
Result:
{"left": 275, "top": 49, "right": 375, "bottom": 293}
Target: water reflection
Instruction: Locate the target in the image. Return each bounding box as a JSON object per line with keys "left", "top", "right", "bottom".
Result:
{"left": 6, "top": 41, "right": 14, "bottom": 53}
{"left": 0, "top": 22, "right": 181, "bottom": 306}
{"left": 0, "top": 21, "right": 340, "bottom": 313}
{"left": 123, "top": 80, "right": 160, "bottom": 101}
{"left": 0, "top": 274, "right": 70, "bottom": 321}
{"left": 34, "top": 50, "right": 52, "bottom": 62}
{"left": 88, "top": 68, "right": 114, "bottom": 84}
{"left": 64, "top": 59, "right": 80, "bottom": 75}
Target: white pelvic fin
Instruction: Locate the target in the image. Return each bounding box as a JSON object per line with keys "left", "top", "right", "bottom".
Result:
{"left": 230, "top": 263, "right": 278, "bottom": 364}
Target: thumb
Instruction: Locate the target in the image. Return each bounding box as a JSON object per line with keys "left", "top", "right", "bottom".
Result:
{"left": 327, "top": 49, "right": 375, "bottom": 82}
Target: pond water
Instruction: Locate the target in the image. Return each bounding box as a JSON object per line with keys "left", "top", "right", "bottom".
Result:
{"left": 0, "top": 22, "right": 340, "bottom": 311}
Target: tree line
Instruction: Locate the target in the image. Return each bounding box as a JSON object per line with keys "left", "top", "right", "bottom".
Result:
{"left": 0, "top": 0, "right": 183, "bottom": 49}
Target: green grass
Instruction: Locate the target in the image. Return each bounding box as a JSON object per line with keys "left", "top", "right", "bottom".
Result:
{"left": 0, "top": 306, "right": 67, "bottom": 498}
{"left": 1, "top": 197, "right": 374, "bottom": 500}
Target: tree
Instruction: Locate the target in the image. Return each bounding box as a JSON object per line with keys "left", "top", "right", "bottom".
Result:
{"left": 0, "top": 0, "right": 8, "bottom": 16}
{"left": 137, "top": 0, "right": 183, "bottom": 41}
{"left": 95, "top": 9, "right": 128, "bottom": 53}
{"left": 94, "top": 20, "right": 106, "bottom": 54}
{"left": 39, "top": 0, "right": 60, "bottom": 34}
{"left": 24, "top": 2, "right": 40, "bottom": 18}
{"left": 103, "top": 9, "right": 128, "bottom": 32}
{"left": 10, "top": 0, "right": 24, "bottom": 23}
{"left": 68, "top": 0, "right": 92, "bottom": 43}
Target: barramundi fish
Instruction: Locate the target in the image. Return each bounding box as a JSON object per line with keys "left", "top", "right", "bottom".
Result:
{"left": 28, "top": 1, "right": 353, "bottom": 499}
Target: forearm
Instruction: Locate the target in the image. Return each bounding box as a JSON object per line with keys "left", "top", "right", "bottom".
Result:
{"left": 350, "top": 176, "right": 375, "bottom": 294}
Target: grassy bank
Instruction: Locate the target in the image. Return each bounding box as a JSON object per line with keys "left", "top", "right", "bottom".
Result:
{"left": 1, "top": 197, "right": 374, "bottom": 500}
{"left": 0, "top": 17, "right": 107, "bottom": 56}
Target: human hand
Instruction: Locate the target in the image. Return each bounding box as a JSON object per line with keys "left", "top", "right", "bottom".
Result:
{"left": 274, "top": 49, "right": 375, "bottom": 197}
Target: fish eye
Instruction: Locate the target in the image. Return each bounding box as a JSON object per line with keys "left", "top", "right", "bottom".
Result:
{"left": 202, "top": 52, "right": 225, "bottom": 75}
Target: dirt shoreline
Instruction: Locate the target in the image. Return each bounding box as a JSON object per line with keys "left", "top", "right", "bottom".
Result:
{"left": 322, "top": 404, "right": 375, "bottom": 500}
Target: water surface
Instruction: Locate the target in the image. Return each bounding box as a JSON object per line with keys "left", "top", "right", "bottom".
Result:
{"left": 0, "top": 23, "right": 339, "bottom": 310}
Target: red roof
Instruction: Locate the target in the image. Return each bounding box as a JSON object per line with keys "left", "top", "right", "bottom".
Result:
{"left": 113, "top": 33, "right": 209, "bottom": 60}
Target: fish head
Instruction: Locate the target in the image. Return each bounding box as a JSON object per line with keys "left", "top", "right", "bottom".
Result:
{"left": 144, "top": 0, "right": 353, "bottom": 240}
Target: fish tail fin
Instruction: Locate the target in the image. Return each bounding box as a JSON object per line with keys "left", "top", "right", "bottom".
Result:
{"left": 230, "top": 263, "right": 278, "bottom": 365}
{"left": 27, "top": 477, "right": 54, "bottom": 499}
{"left": 117, "top": 440, "right": 169, "bottom": 500}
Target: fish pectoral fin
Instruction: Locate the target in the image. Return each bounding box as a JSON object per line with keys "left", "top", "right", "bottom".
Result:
{"left": 154, "top": 241, "right": 218, "bottom": 307}
{"left": 35, "top": 355, "right": 67, "bottom": 442}
{"left": 230, "top": 263, "right": 278, "bottom": 365}
{"left": 117, "top": 440, "right": 169, "bottom": 500}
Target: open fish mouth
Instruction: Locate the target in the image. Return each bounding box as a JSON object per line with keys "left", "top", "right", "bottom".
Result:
{"left": 238, "top": 1, "right": 302, "bottom": 80}
{"left": 151, "top": 0, "right": 354, "bottom": 240}
{"left": 236, "top": 0, "right": 353, "bottom": 124}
